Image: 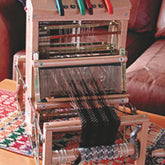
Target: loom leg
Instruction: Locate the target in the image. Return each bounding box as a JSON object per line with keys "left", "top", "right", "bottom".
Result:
{"left": 43, "top": 124, "right": 52, "bottom": 165}
{"left": 135, "top": 119, "right": 150, "bottom": 165}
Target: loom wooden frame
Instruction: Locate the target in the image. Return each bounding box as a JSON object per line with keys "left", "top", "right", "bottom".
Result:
{"left": 43, "top": 115, "right": 150, "bottom": 165}
{"left": 25, "top": 0, "right": 131, "bottom": 134}
{"left": 23, "top": 0, "right": 152, "bottom": 165}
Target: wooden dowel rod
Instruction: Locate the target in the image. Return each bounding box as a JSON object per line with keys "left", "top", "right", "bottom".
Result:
{"left": 44, "top": 120, "right": 82, "bottom": 132}
{"left": 44, "top": 115, "right": 149, "bottom": 132}
{"left": 152, "top": 148, "right": 165, "bottom": 157}
{"left": 36, "top": 102, "right": 72, "bottom": 110}
{"left": 36, "top": 94, "right": 129, "bottom": 110}
{"left": 120, "top": 115, "right": 149, "bottom": 126}
{"left": 33, "top": 55, "right": 127, "bottom": 68}
{"left": 45, "top": 94, "right": 129, "bottom": 102}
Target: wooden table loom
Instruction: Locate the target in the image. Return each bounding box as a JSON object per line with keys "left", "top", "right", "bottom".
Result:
{"left": 20, "top": 0, "right": 152, "bottom": 164}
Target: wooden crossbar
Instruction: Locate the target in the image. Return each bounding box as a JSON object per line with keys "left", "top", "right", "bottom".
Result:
{"left": 42, "top": 114, "right": 149, "bottom": 165}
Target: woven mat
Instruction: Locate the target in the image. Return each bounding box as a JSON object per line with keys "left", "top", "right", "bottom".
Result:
{"left": 0, "top": 88, "right": 164, "bottom": 164}
{"left": 0, "top": 88, "right": 32, "bottom": 156}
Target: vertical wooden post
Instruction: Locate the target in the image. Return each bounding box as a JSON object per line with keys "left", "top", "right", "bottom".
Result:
{"left": 135, "top": 118, "right": 150, "bottom": 165}
{"left": 43, "top": 123, "right": 53, "bottom": 165}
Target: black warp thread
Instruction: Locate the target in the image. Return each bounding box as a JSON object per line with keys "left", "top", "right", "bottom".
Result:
{"left": 68, "top": 68, "right": 121, "bottom": 148}
{"left": 58, "top": 68, "right": 121, "bottom": 164}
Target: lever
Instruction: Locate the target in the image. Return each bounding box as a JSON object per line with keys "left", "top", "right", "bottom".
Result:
{"left": 77, "top": 0, "right": 86, "bottom": 15}
{"left": 104, "top": 0, "right": 113, "bottom": 14}
{"left": 130, "top": 125, "right": 142, "bottom": 160}
{"left": 14, "top": 62, "right": 27, "bottom": 90}
{"left": 84, "top": 0, "right": 93, "bottom": 15}
{"left": 56, "top": 0, "right": 64, "bottom": 16}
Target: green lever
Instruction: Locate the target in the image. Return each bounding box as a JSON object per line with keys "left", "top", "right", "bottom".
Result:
{"left": 56, "top": 0, "right": 64, "bottom": 16}
{"left": 77, "top": 0, "right": 86, "bottom": 15}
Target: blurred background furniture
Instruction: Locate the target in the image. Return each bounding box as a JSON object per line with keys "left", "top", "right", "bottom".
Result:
{"left": 0, "top": 0, "right": 25, "bottom": 81}
{"left": 127, "top": 0, "right": 165, "bottom": 116}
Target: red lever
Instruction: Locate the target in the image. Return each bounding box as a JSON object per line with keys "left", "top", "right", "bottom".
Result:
{"left": 104, "top": 0, "right": 113, "bottom": 14}
{"left": 84, "top": 0, "right": 93, "bottom": 15}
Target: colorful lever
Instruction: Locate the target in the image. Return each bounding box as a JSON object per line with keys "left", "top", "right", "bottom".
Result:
{"left": 56, "top": 0, "right": 64, "bottom": 16}
{"left": 104, "top": 0, "right": 113, "bottom": 14}
{"left": 77, "top": 0, "right": 86, "bottom": 15}
{"left": 84, "top": 0, "right": 93, "bottom": 15}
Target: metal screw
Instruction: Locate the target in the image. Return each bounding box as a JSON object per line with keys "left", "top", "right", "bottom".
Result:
{"left": 39, "top": 62, "right": 43, "bottom": 67}
{"left": 41, "top": 105, "right": 45, "bottom": 109}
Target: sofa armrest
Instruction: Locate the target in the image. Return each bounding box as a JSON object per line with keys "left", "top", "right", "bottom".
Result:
{"left": 126, "top": 31, "right": 155, "bottom": 67}
{"left": 128, "top": 0, "right": 162, "bottom": 32}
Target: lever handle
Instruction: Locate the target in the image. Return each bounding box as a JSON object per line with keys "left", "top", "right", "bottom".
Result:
{"left": 77, "top": 0, "right": 86, "bottom": 15}
{"left": 104, "top": 0, "right": 113, "bottom": 14}
{"left": 84, "top": 0, "right": 93, "bottom": 15}
{"left": 56, "top": 0, "right": 64, "bottom": 16}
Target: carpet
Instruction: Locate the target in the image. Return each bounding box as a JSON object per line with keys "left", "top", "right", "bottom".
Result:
{"left": 0, "top": 88, "right": 165, "bottom": 164}
{"left": 0, "top": 88, "right": 32, "bottom": 156}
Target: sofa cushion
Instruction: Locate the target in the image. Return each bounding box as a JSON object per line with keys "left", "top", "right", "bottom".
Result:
{"left": 17, "top": 0, "right": 26, "bottom": 7}
{"left": 0, "top": 14, "right": 10, "bottom": 81}
{"left": 0, "top": 0, "right": 26, "bottom": 80}
{"left": 128, "top": 0, "right": 162, "bottom": 32}
{"left": 155, "top": 0, "right": 165, "bottom": 38}
{"left": 126, "top": 31, "right": 155, "bottom": 67}
{"left": 127, "top": 40, "right": 165, "bottom": 115}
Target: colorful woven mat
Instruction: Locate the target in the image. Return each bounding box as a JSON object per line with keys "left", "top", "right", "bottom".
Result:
{"left": 0, "top": 88, "right": 165, "bottom": 164}
{"left": 0, "top": 88, "right": 32, "bottom": 156}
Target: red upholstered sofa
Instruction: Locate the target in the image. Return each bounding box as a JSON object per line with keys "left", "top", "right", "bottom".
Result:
{"left": 0, "top": 0, "right": 25, "bottom": 81}
{"left": 127, "top": 0, "right": 165, "bottom": 116}
{"left": 0, "top": 0, "right": 165, "bottom": 115}
{"left": 126, "top": 0, "right": 162, "bottom": 67}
